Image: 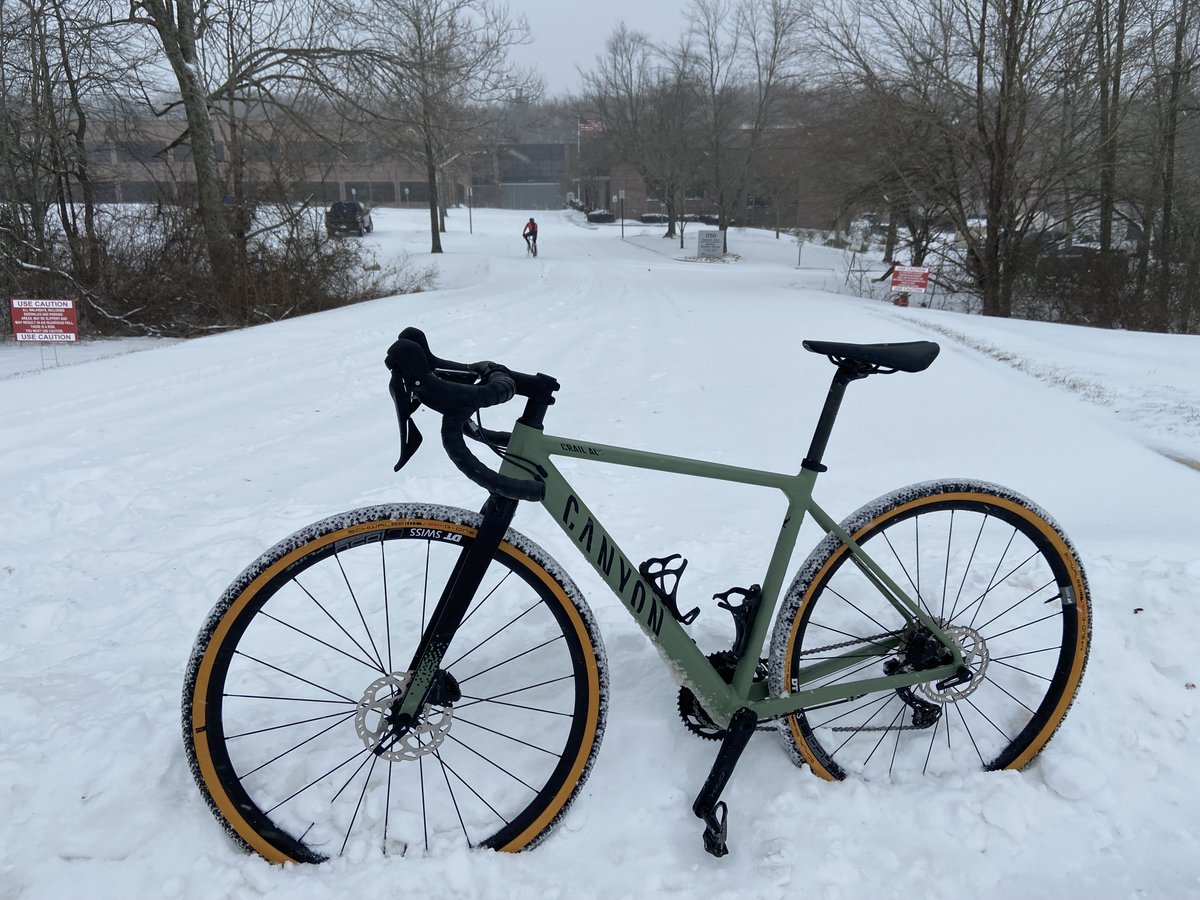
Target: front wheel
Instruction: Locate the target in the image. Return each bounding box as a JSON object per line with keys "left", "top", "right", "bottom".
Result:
{"left": 183, "top": 504, "right": 608, "bottom": 862}
{"left": 768, "top": 479, "right": 1090, "bottom": 781}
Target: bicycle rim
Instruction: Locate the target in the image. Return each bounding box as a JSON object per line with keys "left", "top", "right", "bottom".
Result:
{"left": 184, "top": 505, "right": 606, "bottom": 862}
{"left": 772, "top": 481, "right": 1090, "bottom": 781}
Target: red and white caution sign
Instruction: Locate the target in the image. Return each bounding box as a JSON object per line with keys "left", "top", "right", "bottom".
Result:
{"left": 889, "top": 266, "right": 931, "bottom": 293}
{"left": 10, "top": 298, "right": 78, "bottom": 342}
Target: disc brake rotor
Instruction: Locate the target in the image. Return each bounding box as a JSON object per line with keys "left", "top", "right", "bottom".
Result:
{"left": 355, "top": 671, "right": 455, "bottom": 761}
{"left": 918, "top": 625, "right": 989, "bottom": 704}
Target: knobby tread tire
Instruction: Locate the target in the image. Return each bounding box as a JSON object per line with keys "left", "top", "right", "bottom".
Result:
{"left": 768, "top": 479, "right": 1091, "bottom": 781}
{"left": 182, "top": 503, "right": 608, "bottom": 863}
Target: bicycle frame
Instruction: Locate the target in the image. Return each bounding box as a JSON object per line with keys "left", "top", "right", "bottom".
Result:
{"left": 499, "top": 423, "right": 965, "bottom": 729}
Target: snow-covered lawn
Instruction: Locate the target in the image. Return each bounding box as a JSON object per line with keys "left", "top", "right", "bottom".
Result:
{"left": 2, "top": 208, "right": 1198, "bottom": 899}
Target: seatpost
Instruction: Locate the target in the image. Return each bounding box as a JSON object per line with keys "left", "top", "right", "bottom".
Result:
{"left": 802, "top": 365, "right": 869, "bottom": 473}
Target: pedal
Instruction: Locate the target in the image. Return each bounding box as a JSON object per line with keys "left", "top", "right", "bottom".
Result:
{"left": 639, "top": 554, "right": 700, "bottom": 624}
{"left": 700, "top": 802, "right": 729, "bottom": 858}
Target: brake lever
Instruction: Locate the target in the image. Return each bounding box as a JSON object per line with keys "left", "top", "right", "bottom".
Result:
{"left": 389, "top": 371, "right": 423, "bottom": 472}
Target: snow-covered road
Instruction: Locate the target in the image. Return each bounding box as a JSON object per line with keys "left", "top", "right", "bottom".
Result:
{"left": 2, "top": 207, "right": 1198, "bottom": 899}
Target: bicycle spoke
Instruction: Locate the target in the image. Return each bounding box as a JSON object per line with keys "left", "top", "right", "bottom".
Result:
{"left": 452, "top": 714, "right": 564, "bottom": 756}
{"left": 822, "top": 584, "right": 894, "bottom": 633}
{"left": 968, "top": 580, "right": 1058, "bottom": 633}
{"left": 954, "top": 700, "right": 987, "bottom": 766}
{"left": 854, "top": 704, "right": 905, "bottom": 768}
{"left": 457, "top": 695, "right": 576, "bottom": 717}
{"left": 293, "top": 577, "right": 387, "bottom": 675}
{"left": 807, "top": 691, "right": 892, "bottom": 731}
{"left": 964, "top": 695, "right": 1013, "bottom": 743}
{"left": 940, "top": 510, "right": 954, "bottom": 621}
{"left": 881, "top": 530, "right": 934, "bottom": 619}
{"left": 263, "top": 743, "right": 371, "bottom": 815}
{"left": 922, "top": 715, "right": 941, "bottom": 775}
{"left": 433, "top": 746, "right": 505, "bottom": 846}
{"left": 990, "top": 657, "right": 1054, "bottom": 682}
{"left": 458, "top": 568, "right": 516, "bottom": 630}
{"left": 337, "top": 753, "right": 381, "bottom": 856}
{"left": 984, "top": 611, "right": 1062, "bottom": 643}
{"left": 454, "top": 672, "right": 575, "bottom": 706}
{"left": 382, "top": 542, "right": 394, "bottom": 676}
{"left": 334, "top": 551, "right": 386, "bottom": 672}
{"left": 979, "top": 672, "right": 1037, "bottom": 715}
{"left": 453, "top": 633, "right": 568, "bottom": 684}
{"left": 257, "top": 610, "right": 384, "bottom": 674}
{"left": 239, "top": 710, "right": 358, "bottom": 779}
{"left": 442, "top": 732, "right": 541, "bottom": 793}
{"left": 225, "top": 708, "right": 354, "bottom": 740}
{"left": 223, "top": 692, "right": 351, "bottom": 705}
{"left": 443, "top": 600, "right": 542, "bottom": 670}
{"left": 232, "top": 650, "right": 358, "bottom": 704}
{"left": 947, "top": 514, "right": 988, "bottom": 622}
{"left": 383, "top": 759, "right": 395, "bottom": 855}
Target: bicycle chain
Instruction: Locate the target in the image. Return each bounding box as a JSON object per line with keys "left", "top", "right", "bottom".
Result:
{"left": 797, "top": 629, "right": 902, "bottom": 657}
{"left": 799, "top": 629, "right": 940, "bottom": 732}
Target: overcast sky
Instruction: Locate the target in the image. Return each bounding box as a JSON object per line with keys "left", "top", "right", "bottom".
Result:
{"left": 506, "top": 0, "right": 691, "bottom": 97}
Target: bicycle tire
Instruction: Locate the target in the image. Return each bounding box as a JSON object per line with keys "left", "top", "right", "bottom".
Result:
{"left": 183, "top": 503, "right": 608, "bottom": 862}
{"left": 768, "top": 479, "right": 1090, "bottom": 781}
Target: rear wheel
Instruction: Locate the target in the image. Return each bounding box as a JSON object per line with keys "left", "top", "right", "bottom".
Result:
{"left": 769, "top": 479, "right": 1090, "bottom": 781}
{"left": 184, "top": 504, "right": 607, "bottom": 862}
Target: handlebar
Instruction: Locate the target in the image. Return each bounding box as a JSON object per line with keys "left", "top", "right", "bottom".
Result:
{"left": 385, "top": 327, "right": 557, "bottom": 502}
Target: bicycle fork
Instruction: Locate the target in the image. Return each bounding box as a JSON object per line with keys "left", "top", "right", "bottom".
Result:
{"left": 383, "top": 493, "right": 519, "bottom": 745}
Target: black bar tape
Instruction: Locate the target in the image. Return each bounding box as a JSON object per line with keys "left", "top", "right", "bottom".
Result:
{"left": 441, "top": 412, "right": 544, "bottom": 502}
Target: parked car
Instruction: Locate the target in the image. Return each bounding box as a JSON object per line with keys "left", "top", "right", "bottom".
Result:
{"left": 325, "top": 201, "right": 373, "bottom": 237}
{"left": 585, "top": 209, "right": 615, "bottom": 224}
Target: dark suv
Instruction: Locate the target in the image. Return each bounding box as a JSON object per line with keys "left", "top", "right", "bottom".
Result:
{"left": 325, "top": 201, "right": 373, "bottom": 237}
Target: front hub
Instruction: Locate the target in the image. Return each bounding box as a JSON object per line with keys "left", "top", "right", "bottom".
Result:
{"left": 355, "top": 671, "right": 458, "bottom": 761}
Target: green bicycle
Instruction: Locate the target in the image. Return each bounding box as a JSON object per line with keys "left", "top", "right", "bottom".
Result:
{"left": 183, "top": 327, "right": 1091, "bottom": 863}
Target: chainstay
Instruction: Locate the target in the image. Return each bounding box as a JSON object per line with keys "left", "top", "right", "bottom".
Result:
{"left": 799, "top": 629, "right": 933, "bottom": 732}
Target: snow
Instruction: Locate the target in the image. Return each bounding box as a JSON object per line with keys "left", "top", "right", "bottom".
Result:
{"left": 2, "top": 208, "right": 1199, "bottom": 899}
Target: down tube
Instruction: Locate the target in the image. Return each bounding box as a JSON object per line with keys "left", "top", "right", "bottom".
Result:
{"left": 535, "top": 463, "right": 742, "bottom": 726}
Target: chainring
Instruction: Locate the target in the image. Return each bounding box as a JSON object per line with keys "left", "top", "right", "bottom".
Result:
{"left": 678, "top": 651, "right": 768, "bottom": 741}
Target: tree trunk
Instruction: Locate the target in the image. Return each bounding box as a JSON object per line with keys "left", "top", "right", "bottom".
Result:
{"left": 423, "top": 129, "right": 442, "bottom": 253}
{"left": 1149, "top": 0, "right": 1191, "bottom": 332}
{"left": 141, "top": 0, "right": 234, "bottom": 277}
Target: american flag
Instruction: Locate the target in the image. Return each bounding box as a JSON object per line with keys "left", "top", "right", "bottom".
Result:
{"left": 578, "top": 120, "right": 605, "bottom": 135}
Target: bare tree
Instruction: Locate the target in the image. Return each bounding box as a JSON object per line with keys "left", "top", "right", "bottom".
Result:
{"left": 582, "top": 26, "right": 704, "bottom": 243}
{"left": 689, "top": 0, "right": 806, "bottom": 251}
{"left": 364, "top": 0, "right": 536, "bottom": 253}
{"left": 0, "top": 0, "right": 147, "bottom": 308}
{"left": 126, "top": 0, "right": 387, "bottom": 274}
{"left": 806, "top": 0, "right": 1099, "bottom": 317}
{"left": 1146, "top": 0, "right": 1197, "bottom": 330}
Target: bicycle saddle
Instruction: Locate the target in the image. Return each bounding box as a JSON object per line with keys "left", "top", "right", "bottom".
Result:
{"left": 803, "top": 340, "right": 940, "bottom": 373}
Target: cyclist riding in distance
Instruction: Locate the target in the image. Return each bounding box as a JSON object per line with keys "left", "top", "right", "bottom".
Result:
{"left": 523, "top": 217, "right": 538, "bottom": 255}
